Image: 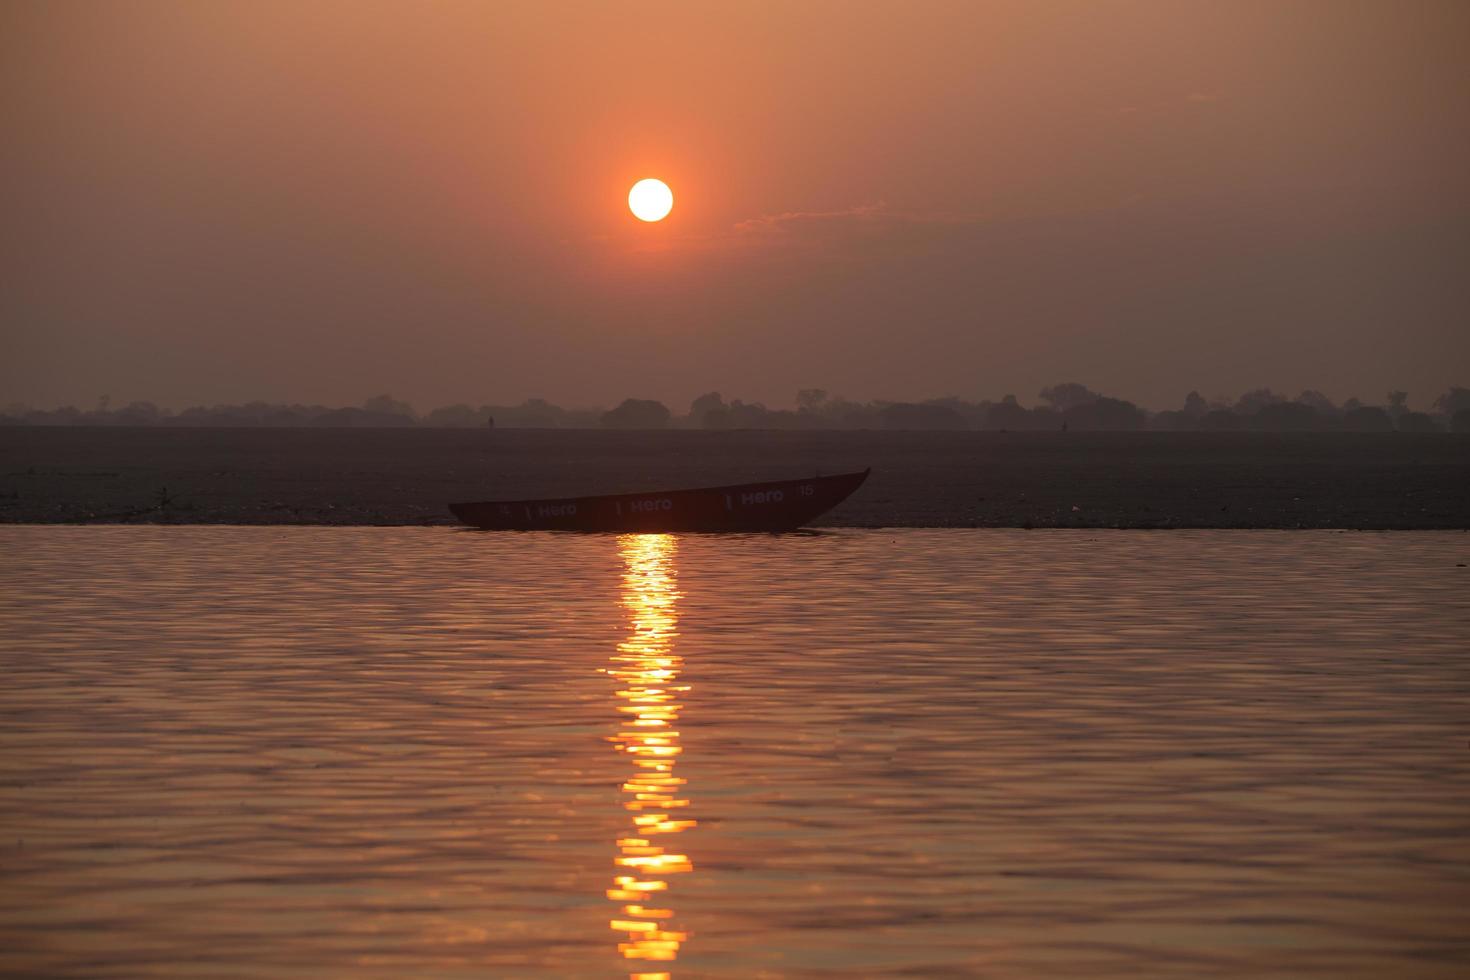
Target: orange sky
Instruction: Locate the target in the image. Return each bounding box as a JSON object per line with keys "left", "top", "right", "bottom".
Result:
{"left": 3, "top": 0, "right": 1468, "bottom": 411}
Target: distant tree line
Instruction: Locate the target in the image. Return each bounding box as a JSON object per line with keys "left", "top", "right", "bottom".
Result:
{"left": 5, "top": 385, "right": 1469, "bottom": 433}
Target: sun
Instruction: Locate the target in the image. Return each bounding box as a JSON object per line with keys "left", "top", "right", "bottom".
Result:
{"left": 628, "top": 178, "right": 673, "bottom": 222}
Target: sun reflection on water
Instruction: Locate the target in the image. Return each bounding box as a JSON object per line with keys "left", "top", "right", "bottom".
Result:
{"left": 607, "top": 534, "right": 694, "bottom": 979}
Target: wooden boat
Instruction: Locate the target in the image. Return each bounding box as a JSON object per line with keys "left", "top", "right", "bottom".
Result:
{"left": 450, "top": 469, "right": 870, "bottom": 533}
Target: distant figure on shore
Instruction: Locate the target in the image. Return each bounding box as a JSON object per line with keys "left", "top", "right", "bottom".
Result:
{"left": 486, "top": 415, "right": 495, "bottom": 428}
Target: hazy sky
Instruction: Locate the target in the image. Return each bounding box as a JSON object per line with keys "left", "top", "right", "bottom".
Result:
{"left": 4, "top": 0, "right": 1468, "bottom": 412}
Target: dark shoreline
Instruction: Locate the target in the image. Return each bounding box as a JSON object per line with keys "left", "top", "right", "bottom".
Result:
{"left": 3, "top": 427, "right": 1467, "bottom": 530}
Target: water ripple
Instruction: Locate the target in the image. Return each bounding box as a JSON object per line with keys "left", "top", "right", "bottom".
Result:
{"left": 1, "top": 527, "right": 1467, "bottom": 978}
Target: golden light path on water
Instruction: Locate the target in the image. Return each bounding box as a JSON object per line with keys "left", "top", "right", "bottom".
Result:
{"left": 606, "top": 534, "right": 695, "bottom": 979}
{"left": 1, "top": 529, "right": 1467, "bottom": 976}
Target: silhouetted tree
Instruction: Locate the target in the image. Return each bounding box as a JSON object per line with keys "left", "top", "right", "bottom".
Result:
{"left": 1296, "top": 390, "right": 1337, "bottom": 416}
{"left": 1235, "top": 388, "right": 1284, "bottom": 415}
{"left": 9, "top": 382, "right": 1467, "bottom": 431}
{"left": 363, "top": 394, "right": 416, "bottom": 419}
{"left": 700, "top": 405, "right": 731, "bottom": 429}
{"left": 689, "top": 391, "right": 724, "bottom": 419}
{"left": 1255, "top": 401, "right": 1322, "bottom": 430}
{"left": 477, "top": 398, "right": 599, "bottom": 428}
{"left": 1433, "top": 387, "right": 1470, "bottom": 418}
{"left": 422, "top": 403, "right": 488, "bottom": 427}
{"left": 724, "top": 399, "right": 770, "bottom": 428}
{"left": 824, "top": 396, "right": 879, "bottom": 428}
{"left": 113, "top": 401, "right": 167, "bottom": 425}
{"left": 915, "top": 397, "right": 984, "bottom": 427}
{"left": 319, "top": 406, "right": 415, "bottom": 427}
{"left": 1038, "top": 382, "right": 1100, "bottom": 413}
{"left": 515, "top": 398, "right": 569, "bottom": 428}
{"left": 796, "top": 389, "right": 829, "bottom": 413}
{"left": 1063, "top": 396, "right": 1145, "bottom": 431}
{"left": 1200, "top": 409, "right": 1245, "bottom": 430}
{"left": 1342, "top": 406, "right": 1394, "bottom": 432}
{"left": 601, "top": 398, "right": 671, "bottom": 429}
{"left": 985, "top": 394, "right": 1032, "bottom": 430}
{"left": 1396, "top": 412, "right": 1440, "bottom": 433}
{"left": 878, "top": 402, "right": 967, "bottom": 430}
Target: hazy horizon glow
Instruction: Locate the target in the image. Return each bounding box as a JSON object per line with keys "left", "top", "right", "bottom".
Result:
{"left": 3, "top": 1, "right": 1467, "bottom": 412}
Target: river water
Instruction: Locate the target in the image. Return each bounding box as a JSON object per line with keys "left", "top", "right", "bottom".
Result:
{"left": 1, "top": 527, "right": 1467, "bottom": 978}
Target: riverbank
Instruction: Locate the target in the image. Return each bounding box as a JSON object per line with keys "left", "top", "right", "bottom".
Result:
{"left": 2, "top": 427, "right": 1466, "bottom": 528}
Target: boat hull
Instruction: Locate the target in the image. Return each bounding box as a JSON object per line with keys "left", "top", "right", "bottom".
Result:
{"left": 449, "top": 469, "right": 870, "bottom": 533}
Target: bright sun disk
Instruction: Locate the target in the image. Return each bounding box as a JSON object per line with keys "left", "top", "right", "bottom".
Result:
{"left": 629, "top": 178, "right": 673, "bottom": 222}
